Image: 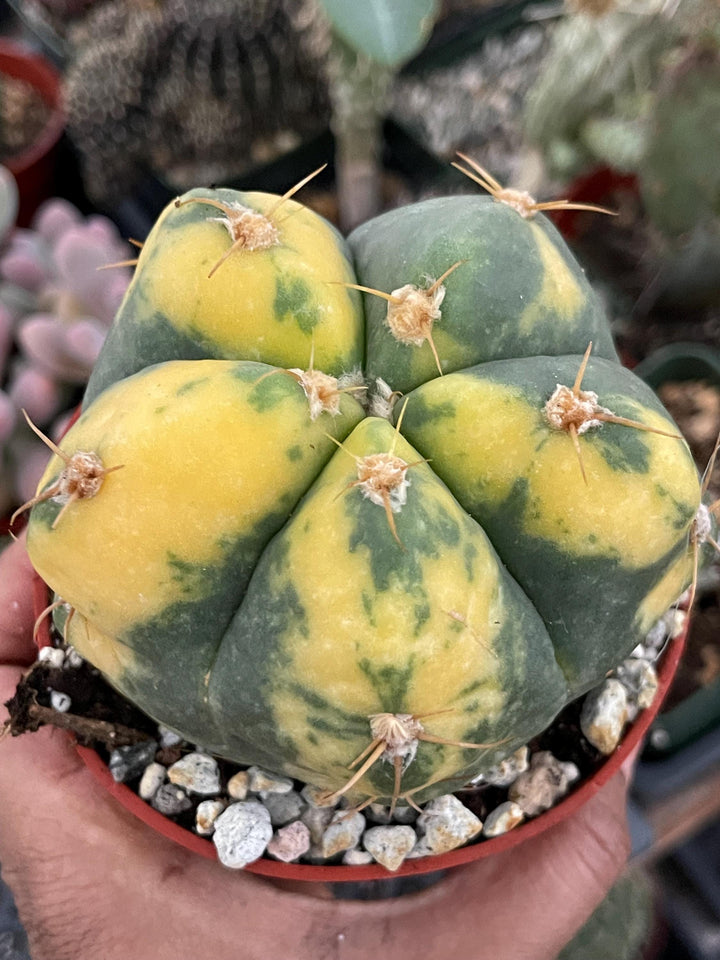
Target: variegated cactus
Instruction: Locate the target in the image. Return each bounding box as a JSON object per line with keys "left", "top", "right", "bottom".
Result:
{"left": 21, "top": 163, "right": 704, "bottom": 810}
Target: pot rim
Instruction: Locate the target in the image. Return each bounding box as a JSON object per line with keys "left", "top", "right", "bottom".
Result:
{"left": 32, "top": 571, "right": 686, "bottom": 882}
{"left": 0, "top": 38, "right": 65, "bottom": 177}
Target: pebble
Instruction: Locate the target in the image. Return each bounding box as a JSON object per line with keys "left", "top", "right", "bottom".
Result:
{"left": 366, "top": 803, "right": 393, "bottom": 824}
{"left": 138, "top": 762, "right": 166, "bottom": 801}
{"left": 342, "top": 848, "right": 374, "bottom": 866}
{"left": 151, "top": 783, "right": 193, "bottom": 817}
{"left": 482, "top": 801, "right": 525, "bottom": 838}
{"left": 167, "top": 753, "right": 221, "bottom": 796}
{"left": 321, "top": 811, "right": 366, "bottom": 859}
{"left": 300, "top": 784, "right": 338, "bottom": 808}
{"left": 363, "top": 825, "right": 417, "bottom": 872}
{"left": 509, "top": 751, "right": 580, "bottom": 816}
{"left": 482, "top": 747, "right": 529, "bottom": 788}
{"left": 38, "top": 646, "right": 65, "bottom": 668}
{"left": 267, "top": 821, "right": 311, "bottom": 862}
{"left": 300, "top": 804, "right": 336, "bottom": 844}
{"left": 262, "top": 790, "right": 306, "bottom": 827}
{"left": 109, "top": 740, "right": 158, "bottom": 784}
{"left": 158, "top": 724, "right": 185, "bottom": 748}
{"left": 196, "top": 799, "right": 226, "bottom": 836}
{"left": 643, "top": 607, "right": 685, "bottom": 652}
{"left": 415, "top": 794, "right": 483, "bottom": 854}
{"left": 213, "top": 802, "right": 273, "bottom": 869}
{"left": 248, "top": 766, "right": 294, "bottom": 795}
{"left": 406, "top": 838, "right": 434, "bottom": 859}
{"left": 644, "top": 618, "right": 668, "bottom": 651}
{"left": 615, "top": 659, "right": 659, "bottom": 710}
{"left": 667, "top": 609, "right": 687, "bottom": 640}
{"left": 49, "top": 689, "right": 71, "bottom": 713}
{"left": 580, "top": 679, "right": 630, "bottom": 755}
{"left": 64, "top": 646, "right": 84, "bottom": 669}
{"left": 392, "top": 805, "right": 419, "bottom": 825}
{"left": 227, "top": 770, "right": 250, "bottom": 801}
{"left": 366, "top": 802, "right": 418, "bottom": 825}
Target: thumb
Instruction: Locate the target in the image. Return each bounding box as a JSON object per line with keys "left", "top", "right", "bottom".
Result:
{"left": 0, "top": 534, "right": 37, "bottom": 668}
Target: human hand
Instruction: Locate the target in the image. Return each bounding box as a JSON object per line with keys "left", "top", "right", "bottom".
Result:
{"left": 0, "top": 536, "right": 631, "bottom": 960}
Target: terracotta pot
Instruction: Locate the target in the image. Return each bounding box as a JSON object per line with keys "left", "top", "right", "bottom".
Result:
{"left": 0, "top": 39, "right": 64, "bottom": 226}
{"left": 32, "top": 571, "right": 686, "bottom": 882}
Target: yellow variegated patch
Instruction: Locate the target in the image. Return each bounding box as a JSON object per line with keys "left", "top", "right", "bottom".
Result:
{"left": 265, "top": 420, "right": 512, "bottom": 798}
{"left": 524, "top": 406, "right": 699, "bottom": 566}
{"left": 132, "top": 191, "right": 361, "bottom": 372}
{"left": 401, "top": 373, "right": 540, "bottom": 508}
{"left": 634, "top": 548, "right": 694, "bottom": 635}
{"left": 518, "top": 224, "right": 586, "bottom": 336}
{"left": 28, "top": 360, "right": 363, "bottom": 640}
{"left": 65, "top": 613, "right": 136, "bottom": 686}
{"left": 404, "top": 373, "right": 699, "bottom": 568}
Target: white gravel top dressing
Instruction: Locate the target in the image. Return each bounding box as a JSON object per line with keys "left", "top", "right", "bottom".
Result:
{"left": 39, "top": 608, "right": 678, "bottom": 872}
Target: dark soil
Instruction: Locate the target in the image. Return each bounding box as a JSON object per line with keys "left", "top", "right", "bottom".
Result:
{"left": 0, "top": 74, "right": 51, "bottom": 163}
{"left": 3, "top": 658, "right": 156, "bottom": 746}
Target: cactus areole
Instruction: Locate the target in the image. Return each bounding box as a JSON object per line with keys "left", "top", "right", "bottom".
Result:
{"left": 24, "top": 183, "right": 701, "bottom": 811}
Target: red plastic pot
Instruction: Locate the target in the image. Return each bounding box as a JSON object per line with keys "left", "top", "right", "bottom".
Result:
{"left": 0, "top": 39, "right": 64, "bottom": 226}
{"left": 32, "top": 571, "right": 686, "bottom": 882}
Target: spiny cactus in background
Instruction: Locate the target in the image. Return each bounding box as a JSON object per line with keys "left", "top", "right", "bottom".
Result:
{"left": 524, "top": 0, "right": 720, "bottom": 310}
{"left": 63, "top": 0, "right": 331, "bottom": 207}
{"left": 0, "top": 198, "right": 132, "bottom": 516}
{"left": 25, "top": 0, "right": 97, "bottom": 13}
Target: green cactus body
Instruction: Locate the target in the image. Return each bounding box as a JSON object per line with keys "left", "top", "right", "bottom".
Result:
{"left": 349, "top": 195, "right": 616, "bottom": 394}
{"left": 398, "top": 354, "right": 698, "bottom": 693}
{"left": 84, "top": 189, "right": 364, "bottom": 406}
{"left": 26, "top": 189, "right": 700, "bottom": 807}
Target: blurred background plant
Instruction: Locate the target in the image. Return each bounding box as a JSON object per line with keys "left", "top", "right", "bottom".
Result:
{"left": 317, "top": 0, "right": 439, "bottom": 227}
{"left": 0, "top": 188, "right": 132, "bottom": 517}
{"left": 524, "top": 0, "right": 720, "bottom": 320}
{"left": 12, "top": 0, "right": 442, "bottom": 230}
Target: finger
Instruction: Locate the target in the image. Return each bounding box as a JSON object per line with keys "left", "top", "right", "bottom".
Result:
{"left": 0, "top": 533, "right": 36, "bottom": 667}
{"left": 457, "top": 771, "right": 631, "bottom": 959}
{"left": 621, "top": 742, "right": 642, "bottom": 783}
{"left": 293, "top": 771, "right": 632, "bottom": 960}
{"left": 0, "top": 720, "right": 328, "bottom": 960}
{"left": 0, "top": 712, "right": 632, "bottom": 960}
